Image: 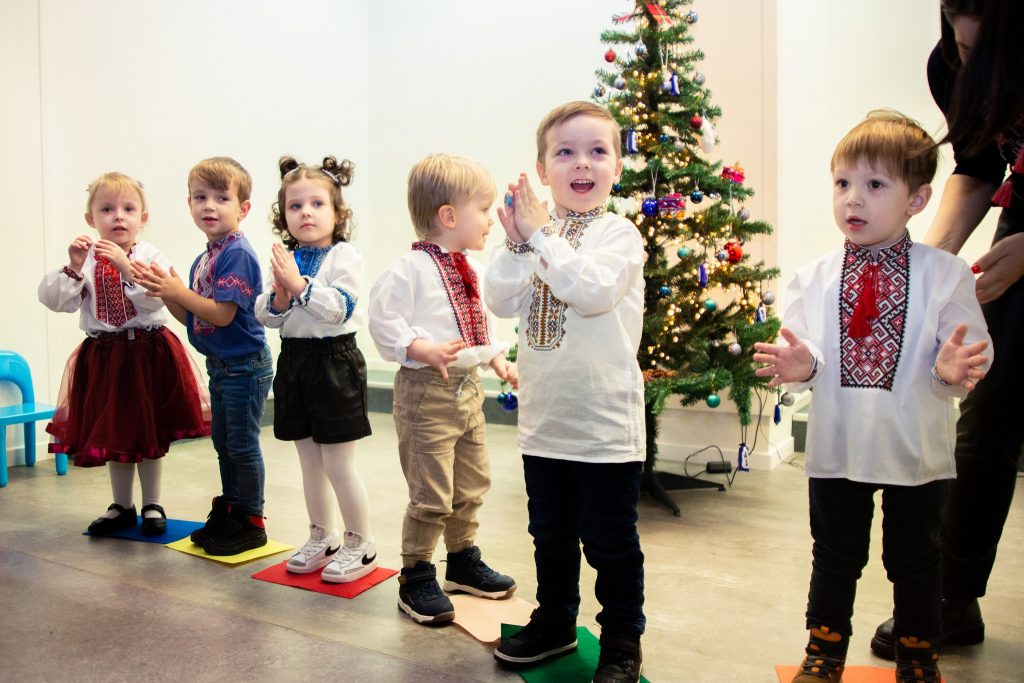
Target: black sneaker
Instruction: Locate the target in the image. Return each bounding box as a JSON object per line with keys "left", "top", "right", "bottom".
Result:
{"left": 202, "top": 510, "right": 268, "bottom": 556}
{"left": 190, "top": 496, "right": 229, "bottom": 545}
{"left": 87, "top": 503, "right": 138, "bottom": 535}
{"left": 444, "top": 546, "right": 516, "bottom": 599}
{"left": 397, "top": 561, "right": 455, "bottom": 624}
{"left": 494, "top": 609, "right": 578, "bottom": 666}
{"left": 594, "top": 633, "right": 642, "bottom": 683}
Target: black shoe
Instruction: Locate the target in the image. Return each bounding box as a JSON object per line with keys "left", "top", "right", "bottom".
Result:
{"left": 190, "top": 496, "right": 229, "bottom": 545}
{"left": 793, "top": 625, "right": 847, "bottom": 682}
{"left": 870, "top": 598, "right": 985, "bottom": 660}
{"left": 202, "top": 510, "right": 267, "bottom": 556}
{"left": 593, "top": 633, "right": 643, "bottom": 683}
{"left": 895, "top": 636, "right": 941, "bottom": 683}
{"left": 140, "top": 503, "right": 167, "bottom": 536}
{"left": 398, "top": 562, "right": 455, "bottom": 624}
{"left": 494, "top": 609, "right": 578, "bottom": 667}
{"left": 443, "top": 546, "right": 516, "bottom": 599}
{"left": 87, "top": 503, "right": 138, "bottom": 535}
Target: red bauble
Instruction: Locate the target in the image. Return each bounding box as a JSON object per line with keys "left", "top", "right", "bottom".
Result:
{"left": 724, "top": 241, "right": 743, "bottom": 263}
{"left": 604, "top": 49, "right": 617, "bottom": 62}
{"left": 690, "top": 115, "right": 703, "bottom": 130}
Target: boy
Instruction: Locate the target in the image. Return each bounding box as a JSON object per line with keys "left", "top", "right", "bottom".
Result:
{"left": 134, "top": 156, "right": 273, "bottom": 556}
{"left": 752, "top": 111, "right": 991, "bottom": 683}
{"left": 485, "top": 101, "right": 646, "bottom": 683}
{"left": 367, "top": 153, "right": 517, "bottom": 625}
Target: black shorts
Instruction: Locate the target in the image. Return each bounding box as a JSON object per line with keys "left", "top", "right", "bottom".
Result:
{"left": 272, "top": 334, "right": 372, "bottom": 443}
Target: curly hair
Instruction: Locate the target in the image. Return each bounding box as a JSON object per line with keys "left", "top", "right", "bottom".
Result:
{"left": 271, "top": 155, "right": 355, "bottom": 249}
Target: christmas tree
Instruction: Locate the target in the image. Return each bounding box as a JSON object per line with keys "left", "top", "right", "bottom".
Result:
{"left": 594, "top": 1, "right": 780, "bottom": 510}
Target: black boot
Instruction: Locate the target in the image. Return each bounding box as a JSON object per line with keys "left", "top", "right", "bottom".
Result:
{"left": 593, "top": 632, "right": 642, "bottom": 683}
{"left": 870, "top": 597, "right": 984, "bottom": 660}
{"left": 190, "top": 496, "right": 229, "bottom": 545}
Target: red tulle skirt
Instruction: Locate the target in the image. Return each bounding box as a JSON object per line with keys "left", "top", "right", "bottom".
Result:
{"left": 47, "top": 326, "right": 211, "bottom": 467}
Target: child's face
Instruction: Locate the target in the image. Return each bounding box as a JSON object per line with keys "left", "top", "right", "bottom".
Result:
{"left": 188, "top": 180, "right": 251, "bottom": 241}
{"left": 446, "top": 189, "right": 495, "bottom": 252}
{"left": 832, "top": 158, "right": 929, "bottom": 251}
{"left": 536, "top": 115, "right": 622, "bottom": 217}
{"left": 284, "top": 178, "right": 337, "bottom": 248}
{"left": 85, "top": 187, "right": 147, "bottom": 251}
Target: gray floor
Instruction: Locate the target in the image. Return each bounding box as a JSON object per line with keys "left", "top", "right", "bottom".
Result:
{"left": 1, "top": 412, "right": 1021, "bottom": 682}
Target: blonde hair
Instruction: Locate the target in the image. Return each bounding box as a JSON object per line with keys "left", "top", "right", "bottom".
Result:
{"left": 536, "top": 101, "right": 621, "bottom": 164}
{"left": 407, "top": 154, "right": 493, "bottom": 239}
{"left": 187, "top": 156, "right": 253, "bottom": 202}
{"left": 86, "top": 172, "right": 147, "bottom": 213}
{"left": 831, "top": 110, "right": 938, "bottom": 189}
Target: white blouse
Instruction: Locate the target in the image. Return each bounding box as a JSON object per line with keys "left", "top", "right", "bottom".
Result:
{"left": 367, "top": 245, "right": 508, "bottom": 369}
{"left": 38, "top": 241, "right": 169, "bottom": 334}
{"left": 255, "top": 242, "right": 363, "bottom": 338}
{"left": 784, "top": 237, "right": 991, "bottom": 486}
{"left": 485, "top": 210, "right": 646, "bottom": 463}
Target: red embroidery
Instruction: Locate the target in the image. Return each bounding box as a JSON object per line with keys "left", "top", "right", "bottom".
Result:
{"left": 215, "top": 274, "right": 254, "bottom": 297}
{"left": 412, "top": 242, "right": 489, "bottom": 347}
{"left": 839, "top": 235, "right": 910, "bottom": 390}
{"left": 92, "top": 256, "right": 136, "bottom": 327}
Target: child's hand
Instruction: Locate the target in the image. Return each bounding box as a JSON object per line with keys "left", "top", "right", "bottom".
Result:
{"left": 752, "top": 327, "right": 815, "bottom": 388}
{"left": 92, "top": 240, "right": 133, "bottom": 281}
{"left": 406, "top": 338, "right": 467, "bottom": 380}
{"left": 134, "top": 262, "right": 186, "bottom": 301}
{"left": 270, "top": 243, "right": 305, "bottom": 298}
{"left": 270, "top": 275, "right": 290, "bottom": 312}
{"left": 490, "top": 356, "right": 519, "bottom": 390}
{"left": 67, "top": 235, "right": 93, "bottom": 271}
{"left": 496, "top": 184, "right": 527, "bottom": 244}
{"left": 935, "top": 323, "right": 989, "bottom": 390}
{"left": 508, "top": 173, "right": 550, "bottom": 240}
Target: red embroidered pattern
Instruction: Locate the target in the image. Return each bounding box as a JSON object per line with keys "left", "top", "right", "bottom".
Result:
{"left": 839, "top": 234, "right": 910, "bottom": 390}
{"left": 527, "top": 207, "right": 604, "bottom": 351}
{"left": 215, "top": 274, "right": 254, "bottom": 297}
{"left": 412, "top": 242, "right": 490, "bottom": 347}
{"left": 93, "top": 256, "right": 136, "bottom": 327}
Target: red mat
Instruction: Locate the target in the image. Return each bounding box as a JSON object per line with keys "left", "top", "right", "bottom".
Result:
{"left": 251, "top": 561, "right": 397, "bottom": 598}
{"left": 776, "top": 664, "right": 944, "bottom": 682}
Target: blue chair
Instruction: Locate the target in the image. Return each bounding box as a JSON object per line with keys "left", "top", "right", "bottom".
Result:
{"left": 0, "top": 350, "right": 60, "bottom": 487}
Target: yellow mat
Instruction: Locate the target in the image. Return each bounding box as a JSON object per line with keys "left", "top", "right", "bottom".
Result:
{"left": 166, "top": 537, "right": 293, "bottom": 565}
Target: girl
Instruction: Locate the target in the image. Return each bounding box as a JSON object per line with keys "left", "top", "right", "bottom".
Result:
{"left": 255, "top": 156, "right": 376, "bottom": 582}
{"left": 38, "top": 172, "right": 210, "bottom": 536}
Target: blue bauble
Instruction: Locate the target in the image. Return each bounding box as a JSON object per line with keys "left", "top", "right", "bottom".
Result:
{"left": 690, "top": 190, "right": 704, "bottom": 203}
{"left": 593, "top": 84, "right": 606, "bottom": 98}
{"left": 686, "top": 10, "right": 699, "bottom": 24}
{"left": 658, "top": 285, "right": 671, "bottom": 297}
{"left": 496, "top": 392, "right": 508, "bottom": 405}
{"left": 659, "top": 134, "right": 670, "bottom": 143}
{"left": 503, "top": 394, "right": 519, "bottom": 411}
{"left": 706, "top": 393, "right": 721, "bottom": 408}
{"left": 613, "top": 76, "right": 626, "bottom": 90}
{"left": 704, "top": 298, "right": 717, "bottom": 311}
{"left": 641, "top": 197, "right": 659, "bottom": 217}
{"left": 677, "top": 246, "right": 692, "bottom": 259}
{"left": 612, "top": 183, "right": 622, "bottom": 192}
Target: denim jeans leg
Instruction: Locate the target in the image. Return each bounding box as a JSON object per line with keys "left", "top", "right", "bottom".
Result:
{"left": 208, "top": 362, "right": 237, "bottom": 506}
{"left": 524, "top": 455, "right": 581, "bottom": 624}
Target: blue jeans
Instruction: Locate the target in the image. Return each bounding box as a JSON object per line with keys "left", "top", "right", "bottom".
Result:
{"left": 206, "top": 347, "right": 273, "bottom": 516}
{"left": 523, "top": 455, "right": 646, "bottom": 637}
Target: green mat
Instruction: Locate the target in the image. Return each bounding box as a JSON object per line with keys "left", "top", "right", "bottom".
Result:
{"left": 500, "top": 624, "right": 650, "bottom": 682}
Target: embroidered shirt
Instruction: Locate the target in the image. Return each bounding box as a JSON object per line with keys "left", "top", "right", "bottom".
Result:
{"left": 781, "top": 237, "right": 991, "bottom": 486}
{"left": 255, "top": 242, "right": 363, "bottom": 338}
{"left": 368, "top": 244, "right": 508, "bottom": 369}
{"left": 485, "top": 210, "right": 646, "bottom": 464}
{"left": 38, "top": 241, "right": 169, "bottom": 334}
{"left": 186, "top": 231, "right": 266, "bottom": 358}
{"left": 411, "top": 241, "right": 490, "bottom": 347}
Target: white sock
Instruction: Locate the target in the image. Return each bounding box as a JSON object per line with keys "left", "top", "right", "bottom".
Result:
{"left": 138, "top": 458, "right": 163, "bottom": 519}
{"left": 321, "top": 441, "right": 372, "bottom": 540}
{"left": 106, "top": 462, "right": 135, "bottom": 518}
{"left": 294, "top": 437, "right": 338, "bottom": 537}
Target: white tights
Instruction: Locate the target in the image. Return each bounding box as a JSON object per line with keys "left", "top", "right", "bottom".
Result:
{"left": 294, "top": 437, "right": 371, "bottom": 538}
{"left": 104, "top": 459, "right": 162, "bottom": 519}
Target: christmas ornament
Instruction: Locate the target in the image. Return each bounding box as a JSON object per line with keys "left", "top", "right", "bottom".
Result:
{"left": 635, "top": 41, "right": 648, "bottom": 57}
{"left": 677, "top": 246, "right": 692, "bottom": 259}
{"left": 502, "top": 394, "right": 518, "bottom": 411}
{"left": 693, "top": 72, "right": 706, "bottom": 86}
{"left": 674, "top": 138, "right": 686, "bottom": 151}
{"left": 686, "top": 10, "right": 699, "bottom": 24}
{"left": 668, "top": 73, "right": 680, "bottom": 96}
{"left": 613, "top": 76, "right": 626, "bottom": 90}
{"left": 690, "top": 114, "right": 703, "bottom": 130}
{"left": 700, "top": 117, "right": 716, "bottom": 153}
{"left": 658, "top": 192, "right": 685, "bottom": 218}
{"left": 755, "top": 304, "right": 767, "bottom": 323}
{"left": 737, "top": 442, "right": 749, "bottom": 470}
{"left": 699, "top": 263, "right": 709, "bottom": 287}
{"left": 722, "top": 163, "right": 746, "bottom": 184}
{"left": 641, "top": 197, "right": 659, "bottom": 217}
{"left": 706, "top": 393, "right": 721, "bottom": 408}
{"left": 497, "top": 392, "right": 509, "bottom": 405}
{"left": 716, "top": 249, "right": 729, "bottom": 262}
{"left": 646, "top": 3, "right": 673, "bottom": 26}
{"left": 658, "top": 133, "right": 670, "bottom": 143}
{"left": 761, "top": 290, "right": 776, "bottom": 306}
{"left": 593, "top": 84, "right": 606, "bottom": 98}
{"left": 626, "top": 129, "right": 639, "bottom": 154}
{"left": 704, "top": 299, "right": 717, "bottom": 312}
{"left": 658, "top": 285, "right": 672, "bottom": 297}
{"left": 773, "top": 401, "right": 782, "bottom": 425}
{"left": 504, "top": 193, "right": 513, "bottom": 208}
{"left": 707, "top": 191, "right": 720, "bottom": 200}
{"left": 612, "top": 183, "right": 622, "bottom": 192}
{"left": 728, "top": 342, "right": 742, "bottom": 356}
{"left": 690, "top": 189, "right": 704, "bottom": 203}
{"left": 724, "top": 241, "right": 743, "bottom": 263}
{"left": 780, "top": 392, "right": 795, "bottom": 407}
{"left": 737, "top": 207, "right": 750, "bottom": 221}
{"left": 604, "top": 49, "right": 617, "bottom": 62}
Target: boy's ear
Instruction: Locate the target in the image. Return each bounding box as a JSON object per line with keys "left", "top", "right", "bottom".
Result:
{"left": 238, "top": 200, "right": 252, "bottom": 220}
{"left": 84, "top": 212, "right": 95, "bottom": 228}
{"left": 535, "top": 161, "right": 549, "bottom": 186}
{"left": 437, "top": 204, "right": 457, "bottom": 229}
{"left": 906, "top": 183, "right": 933, "bottom": 216}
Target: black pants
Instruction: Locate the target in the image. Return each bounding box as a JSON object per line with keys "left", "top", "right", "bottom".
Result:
{"left": 942, "top": 213, "right": 1024, "bottom": 600}
{"left": 806, "top": 477, "right": 948, "bottom": 639}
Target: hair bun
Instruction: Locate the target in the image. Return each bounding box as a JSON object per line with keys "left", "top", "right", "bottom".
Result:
{"left": 322, "top": 156, "right": 354, "bottom": 187}
{"left": 278, "top": 156, "right": 300, "bottom": 179}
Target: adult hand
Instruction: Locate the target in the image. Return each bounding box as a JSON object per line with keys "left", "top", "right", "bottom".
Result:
{"left": 973, "top": 232, "right": 1024, "bottom": 303}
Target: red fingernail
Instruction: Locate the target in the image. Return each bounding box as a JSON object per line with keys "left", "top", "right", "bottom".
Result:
{"left": 971, "top": 263, "right": 981, "bottom": 274}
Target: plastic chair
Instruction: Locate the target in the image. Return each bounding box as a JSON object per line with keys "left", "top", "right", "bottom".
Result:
{"left": 0, "top": 350, "right": 60, "bottom": 487}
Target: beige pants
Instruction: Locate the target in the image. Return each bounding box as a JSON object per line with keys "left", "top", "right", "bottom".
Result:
{"left": 393, "top": 365, "right": 491, "bottom": 567}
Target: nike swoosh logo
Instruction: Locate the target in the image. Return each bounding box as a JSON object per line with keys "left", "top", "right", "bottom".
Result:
{"left": 325, "top": 546, "right": 340, "bottom": 557}
{"left": 362, "top": 553, "right": 377, "bottom": 565}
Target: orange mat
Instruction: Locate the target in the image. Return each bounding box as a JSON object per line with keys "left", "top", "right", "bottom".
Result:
{"left": 776, "top": 665, "right": 944, "bottom": 682}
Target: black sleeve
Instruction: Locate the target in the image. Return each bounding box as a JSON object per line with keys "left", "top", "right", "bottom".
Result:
{"left": 927, "top": 43, "right": 1006, "bottom": 186}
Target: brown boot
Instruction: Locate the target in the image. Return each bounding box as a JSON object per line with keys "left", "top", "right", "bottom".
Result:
{"left": 792, "top": 626, "right": 846, "bottom": 682}
{"left": 895, "top": 636, "right": 941, "bottom": 683}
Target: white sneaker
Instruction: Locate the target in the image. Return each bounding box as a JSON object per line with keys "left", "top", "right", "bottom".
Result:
{"left": 321, "top": 530, "right": 377, "bottom": 583}
{"left": 286, "top": 524, "right": 340, "bottom": 574}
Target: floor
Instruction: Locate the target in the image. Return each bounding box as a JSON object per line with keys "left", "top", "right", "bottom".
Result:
{"left": 1, "top": 412, "right": 1021, "bottom": 682}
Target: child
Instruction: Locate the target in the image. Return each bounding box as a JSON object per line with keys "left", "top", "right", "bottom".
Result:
{"left": 38, "top": 172, "right": 209, "bottom": 536}
{"left": 485, "top": 101, "right": 646, "bottom": 683}
{"left": 254, "top": 156, "right": 376, "bottom": 582}
{"left": 367, "top": 153, "right": 517, "bottom": 624}
{"left": 134, "top": 157, "right": 273, "bottom": 556}
{"left": 752, "top": 111, "right": 991, "bottom": 683}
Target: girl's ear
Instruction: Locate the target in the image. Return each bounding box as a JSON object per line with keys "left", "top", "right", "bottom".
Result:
{"left": 84, "top": 212, "right": 95, "bottom": 228}
{"left": 437, "top": 204, "right": 457, "bottom": 229}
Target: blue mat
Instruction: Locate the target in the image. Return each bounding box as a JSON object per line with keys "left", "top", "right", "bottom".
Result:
{"left": 83, "top": 518, "right": 204, "bottom": 544}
